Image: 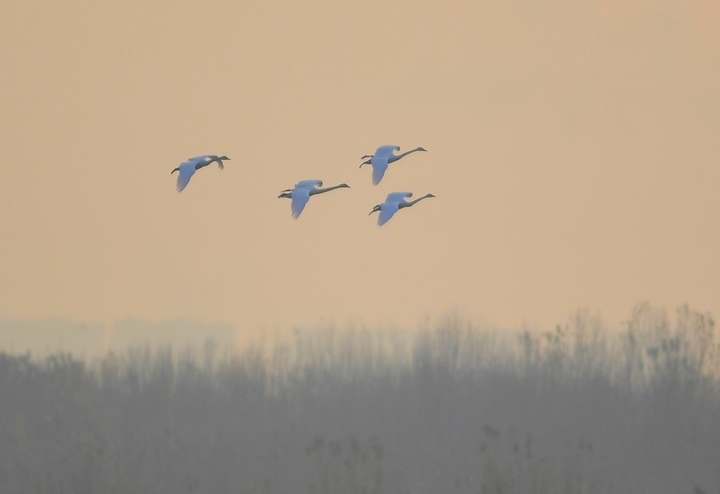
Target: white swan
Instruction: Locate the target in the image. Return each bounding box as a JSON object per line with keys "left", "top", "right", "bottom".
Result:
{"left": 369, "top": 191, "right": 435, "bottom": 225}
{"left": 278, "top": 179, "right": 350, "bottom": 219}
{"left": 171, "top": 154, "right": 230, "bottom": 192}
{"left": 359, "top": 145, "right": 427, "bottom": 185}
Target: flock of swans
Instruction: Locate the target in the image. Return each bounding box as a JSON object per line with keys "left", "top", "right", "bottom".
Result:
{"left": 170, "top": 145, "right": 434, "bottom": 225}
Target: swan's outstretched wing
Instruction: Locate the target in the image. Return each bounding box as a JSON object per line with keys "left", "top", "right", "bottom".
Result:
{"left": 175, "top": 162, "right": 196, "bottom": 192}
{"left": 187, "top": 155, "right": 227, "bottom": 170}
{"left": 385, "top": 192, "right": 413, "bottom": 203}
{"left": 185, "top": 155, "right": 210, "bottom": 169}
{"left": 294, "top": 179, "right": 323, "bottom": 189}
{"left": 290, "top": 187, "right": 312, "bottom": 219}
{"left": 374, "top": 145, "right": 400, "bottom": 157}
{"left": 188, "top": 154, "right": 212, "bottom": 162}
{"left": 378, "top": 201, "right": 400, "bottom": 226}
{"left": 370, "top": 156, "right": 390, "bottom": 185}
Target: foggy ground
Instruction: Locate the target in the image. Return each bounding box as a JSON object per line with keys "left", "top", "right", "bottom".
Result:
{"left": 0, "top": 304, "right": 718, "bottom": 493}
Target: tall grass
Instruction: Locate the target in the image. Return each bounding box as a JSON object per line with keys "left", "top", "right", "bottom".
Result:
{"left": 0, "top": 303, "right": 718, "bottom": 493}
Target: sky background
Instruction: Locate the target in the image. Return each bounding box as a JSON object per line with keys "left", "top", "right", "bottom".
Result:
{"left": 1, "top": 0, "right": 719, "bottom": 348}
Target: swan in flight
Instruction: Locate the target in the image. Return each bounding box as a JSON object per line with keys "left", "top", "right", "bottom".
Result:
{"left": 359, "top": 145, "right": 427, "bottom": 185}
{"left": 369, "top": 191, "right": 435, "bottom": 225}
{"left": 171, "top": 154, "right": 230, "bottom": 192}
{"left": 278, "top": 179, "right": 350, "bottom": 219}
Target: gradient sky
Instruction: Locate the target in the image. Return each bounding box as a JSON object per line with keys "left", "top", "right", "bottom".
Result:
{"left": 1, "top": 0, "right": 719, "bottom": 342}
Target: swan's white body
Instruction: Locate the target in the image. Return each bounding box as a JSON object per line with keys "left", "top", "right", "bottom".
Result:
{"left": 369, "top": 191, "right": 435, "bottom": 225}
{"left": 278, "top": 179, "right": 350, "bottom": 219}
{"left": 359, "top": 145, "right": 427, "bottom": 185}
{"left": 171, "top": 154, "right": 230, "bottom": 192}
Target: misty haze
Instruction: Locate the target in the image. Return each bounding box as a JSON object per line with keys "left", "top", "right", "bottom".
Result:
{"left": 1, "top": 303, "right": 718, "bottom": 493}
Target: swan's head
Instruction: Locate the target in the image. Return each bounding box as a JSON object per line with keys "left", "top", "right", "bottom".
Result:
{"left": 338, "top": 183, "right": 350, "bottom": 189}
{"left": 369, "top": 204, "right": 381, "bottom": 215}
{"left": 417, "top": 147, "right": 428, "bottom": 152}
{"left": 426, "top": 193, "right": 436, "bottom": 198}
{"left": 218, "top": 155, "right": 230, "bottom": 161}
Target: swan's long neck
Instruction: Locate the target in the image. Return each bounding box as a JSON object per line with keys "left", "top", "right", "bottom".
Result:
{"left": 312, "top": 184, "right": 348, "bottom": 195}
{"left": 394, "top": 147, "right": 424, "bottom": 160}
{"left": 197, "top": 157, "right": 224, "bottom": 170}
{"left": 400, "top": 193, "right": 434, "bottom": 208}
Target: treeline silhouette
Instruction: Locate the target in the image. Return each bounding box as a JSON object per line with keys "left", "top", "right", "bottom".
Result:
{"left": 0, "top": 303, "right": 718, "bottom": 493}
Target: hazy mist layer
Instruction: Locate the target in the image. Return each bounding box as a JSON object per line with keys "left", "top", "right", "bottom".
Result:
{"left": 1, "top": 304, "right": 718, "bottom": 493}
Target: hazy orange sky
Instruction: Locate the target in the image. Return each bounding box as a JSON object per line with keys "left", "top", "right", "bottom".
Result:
{"left": 1, "top": 0, "right": 718, "bottom": 341}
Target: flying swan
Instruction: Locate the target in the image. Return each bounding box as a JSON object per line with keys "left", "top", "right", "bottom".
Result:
{"left": 171, "top": 154, "right": 230, "bottom": 192}
{"left": 369, "top": 191, "right": 435, "bottom": 225}
{"left": 278, "top": 179, "right": 350, "bottom": 218}
{"left": 359, "top": 145, "right": 427, "bottom": 185}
